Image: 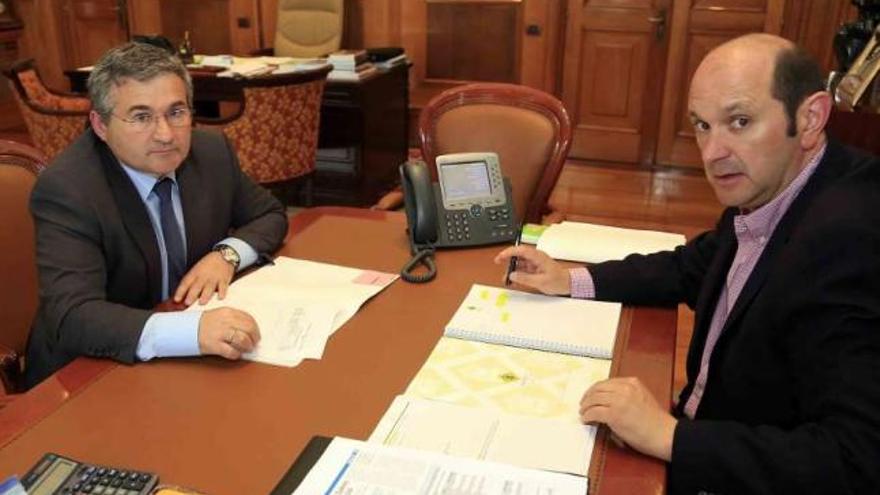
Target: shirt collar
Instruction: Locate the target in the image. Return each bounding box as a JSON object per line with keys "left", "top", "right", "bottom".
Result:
{"left": 734, "top": 143, "right": 827, "bottom": 242}
{"left": 118, "top": 160, "right": 178, "bottom": 203}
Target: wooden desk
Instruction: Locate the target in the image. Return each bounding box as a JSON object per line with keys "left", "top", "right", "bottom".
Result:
{"left": 65, "top": 66, "right": 410, "bottom": 207}
{"left": 0, "top": 207, "right": 673, "bottom": 494}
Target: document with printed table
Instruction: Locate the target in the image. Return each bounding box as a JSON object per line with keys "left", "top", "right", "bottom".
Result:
{"left": 536, "top": 220, "right": 686, "bottom": 264}
{"left": 445, "top": 284, "right": 622, "bottom": 359}
{"left": 405, "top": 337, "right": 611, "bottom": 423}
{"left": 369, "top": 395, "right": 595, "bottom": 476}
{"left": 189, "top": 257, "right": 397, "bottom": 367}
{"left": 272, "top": 436, "right": 588, "bottom": 495}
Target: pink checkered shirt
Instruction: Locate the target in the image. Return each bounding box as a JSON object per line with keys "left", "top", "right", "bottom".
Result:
{"left": 570, "top": 144, "right": 826, "bottom": 419}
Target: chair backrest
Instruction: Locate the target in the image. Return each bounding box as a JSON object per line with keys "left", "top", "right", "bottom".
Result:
{"left": 0, "top": 140, "right": 44, "bottom": 393}
{"left": 195, "top": 66, "right": 332, "bottom": 184}
{"left": 274, "top": 0, "right": 344, "bottom": 58}
{"left": 419, "top": 83, "right": 572, "bottom": 225}
{"left": 3, "top": 59, "right": 90, "bottom": 162}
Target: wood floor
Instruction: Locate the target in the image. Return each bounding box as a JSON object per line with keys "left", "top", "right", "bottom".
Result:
{"left": 550, "top": 160, "right": 723, "bottom": 396}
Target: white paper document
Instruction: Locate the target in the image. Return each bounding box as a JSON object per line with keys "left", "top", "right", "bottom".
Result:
{"left": 293, "top": 437, "right": 588, "bottom": 495}
{"left": 536, "top": 221, "right": 686, "bottom": 264}
{"left": 189, "top": 257, "right": 397, "bottom": 367}
{"left": 370, "top": 396, "right": 595, "bottom": 476}
{"left": 445, "top": 284, "right": 622, "bottom": 359}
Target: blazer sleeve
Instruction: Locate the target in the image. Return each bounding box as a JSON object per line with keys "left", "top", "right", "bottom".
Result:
{"left": 222, "top": 136, "right": 288, "bottom": 255}
{"left": 30, "top": 169, "right": 150, "bottom": 364}
{"left": 588, "top": 210, "right": 731, "bottom": 308}
{"left": 670, "top": 184, "right": 880, "bottom": 494}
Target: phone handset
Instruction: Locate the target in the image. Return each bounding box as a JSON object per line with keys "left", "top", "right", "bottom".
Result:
{"left": 400, "top": 161, "right": 438, "bottom": 283}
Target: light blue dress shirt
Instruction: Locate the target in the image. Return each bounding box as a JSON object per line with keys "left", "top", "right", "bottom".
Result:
{"left": 119, "top": 162, "right": 258, "bottom": 360}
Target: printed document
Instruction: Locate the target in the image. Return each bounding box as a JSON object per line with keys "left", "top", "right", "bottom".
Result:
{"left": 536, "top": 221, "right": 686, "bottom": 263}
{"left": 190, "top": 257, "right": 397, "bottom": 367}
{"left": 293, "top": 437, "right": 588, "bottom": 495}
{"left": 370, "top": 396, "right": 595, "bottom": 476}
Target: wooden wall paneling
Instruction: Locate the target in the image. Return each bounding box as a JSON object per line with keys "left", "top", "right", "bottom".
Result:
{"left": 426, "top": 2, "right": 520, "bottom": 83}
{"left": 401, "top": 0, "right": 427, "bottom": 88}
{"left": 359, "top": 0, "right": 401, "bottom": 47}
{"left": 260, "top": 0, "right": 277, "bottom": 49}
{"left": 127, "top": 0, "right": 162, "bottom": 35}
{"left": 14, "top": 0, "right": 68, "bottom": 90}
{"left": 59, "top": 0, "right": 128, "bottom": 69}
{"left": 561, "top": 0, "right": 673, "bottom": 165}
{"left": 158, "top": 0, "right": 231, "bottom": 54}
{"left": 228, "top": 0, "right": 260, "bottom": 54}
{"left": 781, "top": 0, "right": 856, "bottom": 73}
{"left": 519, "top": 0, "right": 564, "bottom": 94}
{"left": 654, "top": 0, "right": 785, "bottom": 169}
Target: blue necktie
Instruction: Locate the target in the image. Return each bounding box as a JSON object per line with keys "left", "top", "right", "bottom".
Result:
{"left": 153, "top": 177, "right": 185, "bottom": 297}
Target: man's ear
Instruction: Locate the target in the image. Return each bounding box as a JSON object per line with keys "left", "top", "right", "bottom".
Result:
{"left": 797, "top": 91, "right": 831, "bottom": 149}
{"left": 89, "top": 110, "right": 109, "bottom": 141}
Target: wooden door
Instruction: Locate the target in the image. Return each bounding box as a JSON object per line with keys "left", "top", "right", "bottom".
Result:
{"left": 654, "top": 0, "right": 784, "bottom": 168}
{"left": 562, "top": 0, "right": 673, "bottom": 165}
{"left": 59, "top": 0, "right": 128, "bottom": 68}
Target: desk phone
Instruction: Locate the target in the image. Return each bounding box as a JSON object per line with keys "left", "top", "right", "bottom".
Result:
{"left": 399, "top": 152, "right": 517, "bottom": 283}
{"left": 22, "top": 453, "right": 157, "bottom": 495}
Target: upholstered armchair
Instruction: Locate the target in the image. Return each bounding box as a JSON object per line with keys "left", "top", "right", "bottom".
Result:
{"left": 0, "top": 140, "right": 45, "bottom": 397}
{"left": 375, "top": 83, "right": 572, "bottom": 225}
{"left": 195, "top": 66, "right": 332, "bottom": 204}
{"left": 253, "top": 0, "right": 344, "bottom": 58}
{"left": 3, "top": 59, "right": 90, "bottom": 162}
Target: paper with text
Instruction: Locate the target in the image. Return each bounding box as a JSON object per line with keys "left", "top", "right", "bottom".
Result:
{"left": 370, "top": 396, "right": 595, "bottom": 476}
{"left": 293, "top": 437, "right": 588, "bottom": 495}
{"left": 188, "top": 257, "right": 397, "bottom": 367}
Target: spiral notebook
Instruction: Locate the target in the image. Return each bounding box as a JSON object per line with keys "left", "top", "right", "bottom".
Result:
{"left": 444, "top": 284, "right": 622, "bottom": 359}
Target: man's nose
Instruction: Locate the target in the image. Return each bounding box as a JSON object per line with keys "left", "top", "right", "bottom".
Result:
{"left": 152, "top": 114, "right": 174, "bottom": 141}
{"left": 699, "top": 131, "right": 730, "bottom": 165}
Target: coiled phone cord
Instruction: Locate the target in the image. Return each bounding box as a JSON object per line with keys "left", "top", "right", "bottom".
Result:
{"left": 401, "top": 247, "right": 437, "bottom": 283}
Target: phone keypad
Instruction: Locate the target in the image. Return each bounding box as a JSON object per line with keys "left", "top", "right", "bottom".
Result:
{"left": 445, "top": 212, "right": 471, "bottom": 242}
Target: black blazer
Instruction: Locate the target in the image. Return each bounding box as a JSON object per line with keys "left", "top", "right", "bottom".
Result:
{"left": 590, "top": 141, "right": 880, "bottom": 494}
{"left": 25, "top": 129, "right": 288, "bottom": 388}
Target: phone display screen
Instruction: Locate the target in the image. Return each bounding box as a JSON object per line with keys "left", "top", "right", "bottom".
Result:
{"left": 440, "top": 161, "right": 492, "bottom": 201}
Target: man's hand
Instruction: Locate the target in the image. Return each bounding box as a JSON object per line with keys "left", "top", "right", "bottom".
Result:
{"left": 580, "top": 377, "right": 677, "bottom": 461}
{"left": 174, "top": 251, "right": 235, "bottom": 305}
{"left": 198, "top": 307, "right": 260, "bottom": 359}
{"left": 493, "top": 245, "right": 571, "bottom": 295}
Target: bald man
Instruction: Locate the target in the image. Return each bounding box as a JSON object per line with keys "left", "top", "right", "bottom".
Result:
{"left": 496, "top": 34, "right": 880, "bottom": 493}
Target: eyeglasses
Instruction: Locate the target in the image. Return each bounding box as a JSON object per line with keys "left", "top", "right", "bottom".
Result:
{"left": 111, "top": 107, "right": 193, "bottom": 133}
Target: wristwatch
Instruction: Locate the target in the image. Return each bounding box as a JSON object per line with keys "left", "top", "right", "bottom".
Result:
{"left": 214, "top": 244, "right": 241, "bottom": 271}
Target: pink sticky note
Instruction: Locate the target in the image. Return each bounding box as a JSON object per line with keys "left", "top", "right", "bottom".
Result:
{"left": 352, "top": 270, "right": 397, "bottom": 286}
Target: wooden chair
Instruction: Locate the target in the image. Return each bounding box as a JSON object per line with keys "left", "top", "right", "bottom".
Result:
{"left": 376, "top": 83, "right": 572, "bottom": 224}
{"left": 195, "top": 66, "right": 332, "bottom": 205}
{"left": 3, "top": 59, "right": 90, "bottom": 162}
{"left": 0, "top": 140, "right": 45, "bottom": 398}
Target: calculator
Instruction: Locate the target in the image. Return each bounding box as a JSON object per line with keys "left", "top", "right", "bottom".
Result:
{"left": 21, "top": 453, "right": 158, "bottom": 495}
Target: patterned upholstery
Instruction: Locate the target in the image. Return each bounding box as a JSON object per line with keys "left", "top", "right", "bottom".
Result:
{"left": 3, "top": 60, "right": 90, "bottom": 162}
{"left": 196, "top": 66, "right": 331, "bottom": 185}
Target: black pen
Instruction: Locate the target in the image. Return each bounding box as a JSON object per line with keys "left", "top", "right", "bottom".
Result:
{"left": 505, "top": 229, "right": 522, "bottom": 286}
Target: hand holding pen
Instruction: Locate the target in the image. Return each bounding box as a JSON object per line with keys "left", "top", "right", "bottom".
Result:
{"left": 504, "top": 229, "right": 522, "bottom": 286}
{"left": 494, "top": 239, "right": 573, "bottom": 296}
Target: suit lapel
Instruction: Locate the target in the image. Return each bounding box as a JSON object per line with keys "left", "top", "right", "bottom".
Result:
{"left": 96, "top": 135, "right": 164, "bottom": 304}
{"left": 176, "top": 151, "right": 207, "bottom": 267}
{"left": 716, "top": 142, "right": 841, "bottom": 340}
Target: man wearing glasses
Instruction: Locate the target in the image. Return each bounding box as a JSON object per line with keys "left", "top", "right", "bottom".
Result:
{"left": 25, "top": 42, "right": 288, "bottom": 388}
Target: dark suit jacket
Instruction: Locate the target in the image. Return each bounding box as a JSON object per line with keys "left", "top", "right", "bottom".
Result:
{"left": 590, "top": 140, "right": 880, "bottom": 494}
{"left": 25, "top": 129, "right": 288, "bottom": 388}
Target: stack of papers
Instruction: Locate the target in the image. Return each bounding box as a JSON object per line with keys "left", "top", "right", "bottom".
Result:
{"left": 536, "top": 221, "right": 686, "bottom": 263}
{"left": 189, "top": 257, "right": 397, "bottom": 367}
{"left": 294, "top": 437, "right": 588, "bottom": 495}
{"left": 370, "top": 396, "right": 595, "bottom": 476}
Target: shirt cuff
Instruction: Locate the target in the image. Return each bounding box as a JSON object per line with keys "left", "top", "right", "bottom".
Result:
{"left": 136, "top": 310, "right": 202, "bottom": 360}
{"left": 216, "top": 237, "right": 258, "bottom": 272}
{"left": 569, "top": 267, "right": 596, "bottom": 299}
